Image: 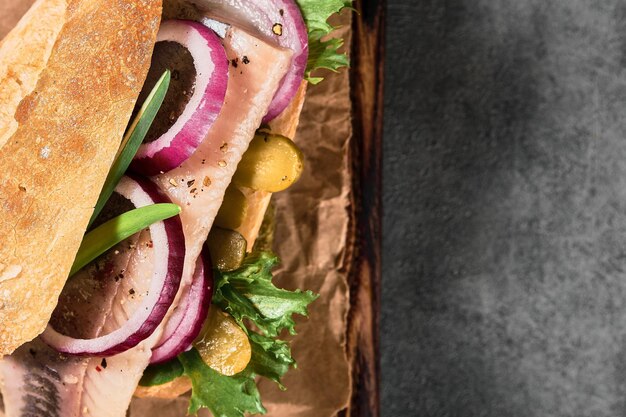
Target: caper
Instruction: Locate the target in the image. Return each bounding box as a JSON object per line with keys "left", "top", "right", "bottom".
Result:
{"left": 214, "top": 185, "right": 248, "bottom": 229}
{"left": 206, "top": 227, "right": 247, "bottom": 271}
{"left": 233, "top": 133, "right": 304, "bottom": 192}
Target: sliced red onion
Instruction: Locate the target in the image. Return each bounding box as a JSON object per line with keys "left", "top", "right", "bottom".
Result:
{"left": 198, "top": 0, "right": 308, "bottom": 121}
{"left": 42, "top": 175, "right": 185, "bottom": 356}
{"left": 150, "top": 248, "right": 213, "bottom": 364}
{"left": 132, "top": 19, "right": 228, "bottom": 176}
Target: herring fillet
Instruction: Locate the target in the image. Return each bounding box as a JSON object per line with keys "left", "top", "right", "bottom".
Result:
{"left": 151, "top": 25, "right": 292, "bottom": 346}
{"left": 0, "top": 230, "right": 153, "bottom": 417}
{"left": 0, "top": 27, "right": 292, "bottom": 417}
{"left": 77, "top": 230, "right": 159, "bottom": 417}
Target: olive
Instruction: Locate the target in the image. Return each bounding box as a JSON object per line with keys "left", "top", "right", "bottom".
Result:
{"left": 233, "top": 132, "right": 304, "bottom": 192}
{"left": 206, "top": 227, "right": 247, "bottom": 272}
{"left": 194, "top": 307, "right": 251, "bottom": 376}
{"left": 214, "top": 185, "right": 248, "bottom": 229}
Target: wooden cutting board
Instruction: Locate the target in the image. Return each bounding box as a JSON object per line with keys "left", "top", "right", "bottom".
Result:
{"left": 341, "top": 0, "right": 384, "bottom": 416}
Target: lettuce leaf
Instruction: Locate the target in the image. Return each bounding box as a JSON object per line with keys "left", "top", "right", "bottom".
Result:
{"left": 295, "top": 0, "right": 353, "bottom": 84}
{"left": 140, "top": 357, "right": 183, "bottom": 387}
{"left": 140, "top": 252, "right": 317, "bottom": 416}
{"left": 247, "top": 332, "right": 295, "bottom": 389}
{"left": 176, "top": 332, "right": 296, "bottom": 417}
{"left": 179, "top": 349, "right": 266, "bottom": 417}
{"left": 212, "top": 252, "right": 318, "bottom": 337}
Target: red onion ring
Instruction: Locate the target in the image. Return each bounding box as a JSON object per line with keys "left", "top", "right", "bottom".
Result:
{"left": 150, "top": 248, "right": 213, "bottom": 364}
{"left": 131, "top": 19, "right": 228, "bottom": 175}
{"left": 42, "top": 175, "right": 185, "bottom": 356}
{"left": 198, "top": 0, "right": 308, "bottom": 121}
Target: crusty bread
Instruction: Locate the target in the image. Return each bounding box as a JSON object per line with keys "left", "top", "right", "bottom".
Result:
{"left": 133, "top": 81, "right": 308, "bottom": 400}
{"left": 0, "top": 0, "right": 64, "bottom": 148}
{"left": 0, "top": 0, "right": 162, "bottom": 355}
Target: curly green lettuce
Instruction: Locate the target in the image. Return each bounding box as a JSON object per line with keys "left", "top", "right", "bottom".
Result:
{"left": 139, "top": 252, "right": 317, "bottom": 417}
{"left": 296, "top": 0, "right": 353, "bottom": 84}
{"left": 213, "top": 252, "right": 317, "bottom": 337}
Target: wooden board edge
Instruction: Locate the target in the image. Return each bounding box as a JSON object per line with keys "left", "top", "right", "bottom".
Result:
{"left": 340, "top": 0, "right": 385, "bottom": 416}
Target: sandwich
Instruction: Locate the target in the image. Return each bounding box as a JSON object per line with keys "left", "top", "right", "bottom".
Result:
{"left": 0, "top": 0, "right": 351, "bottom": 415}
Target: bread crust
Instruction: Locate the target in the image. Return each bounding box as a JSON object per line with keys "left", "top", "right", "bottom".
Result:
{"left": 0, "top": 0, "right": 66, "bottom": 148}
{"left": 0, "top": 0, "right": 162, "bottom": 355}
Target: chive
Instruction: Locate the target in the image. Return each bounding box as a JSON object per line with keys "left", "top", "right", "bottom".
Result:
{"left": 71, "top": 203, "right": 180, "bottom": 277}
{"left": 88, "top": 70, "right": 171, "bottom": 228}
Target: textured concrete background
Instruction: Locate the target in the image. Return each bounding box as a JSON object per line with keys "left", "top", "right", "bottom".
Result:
{"left": 382, "top": 1, "right": 626, "bottom": 416}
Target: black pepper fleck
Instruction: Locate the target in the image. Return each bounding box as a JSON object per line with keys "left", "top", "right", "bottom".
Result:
{"left": 101, "top": 358, "right": 107, "bottom": 369}
{"left": 129, "top": 288, "right": 135, "bottom": 295}
{"left": 242, "top": 56, "right": 250, "bottom": 64}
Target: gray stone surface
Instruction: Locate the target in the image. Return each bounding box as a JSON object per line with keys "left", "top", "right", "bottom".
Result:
{"left": 382, "top": 1, "right": 626, "bottom": 416}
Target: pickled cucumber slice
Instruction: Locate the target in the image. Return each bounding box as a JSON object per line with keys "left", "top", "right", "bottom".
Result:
{"left": 215, "top": 185, "right": 248, "bottom": 229}
{"left": 194, "top": 307, "right": 251, "bottom": 376}
{"left": 233, "top": 133, "right": 304, "bottom": 192}
{"left": 206, "top": 227, "right": 247, "bottom": 271}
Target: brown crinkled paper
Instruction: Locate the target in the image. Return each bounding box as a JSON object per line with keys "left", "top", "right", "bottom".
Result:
{"left": 0, "top": 4, "right": 352, "bottom": 417}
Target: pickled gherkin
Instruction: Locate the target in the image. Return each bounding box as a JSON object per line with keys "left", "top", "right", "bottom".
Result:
{"left": 206, "top": 227, "right": 247, "bottom": 271}
{"left": 233, "top": 132, "right": 304, "bottom": 192}
{"left": 194, "top": 307, "right": 251, "bottom": 376}
{"left": 214, "top": 185, "right": 248, "bottom": 229}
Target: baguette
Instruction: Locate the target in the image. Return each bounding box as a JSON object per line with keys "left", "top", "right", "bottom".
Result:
{"left": 0, "top": 0, "right": 161, "bottom": 355}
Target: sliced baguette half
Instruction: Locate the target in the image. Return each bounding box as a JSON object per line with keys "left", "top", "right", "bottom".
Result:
{"left": 0, "top": 0, "right": 162, "bottom": 355}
